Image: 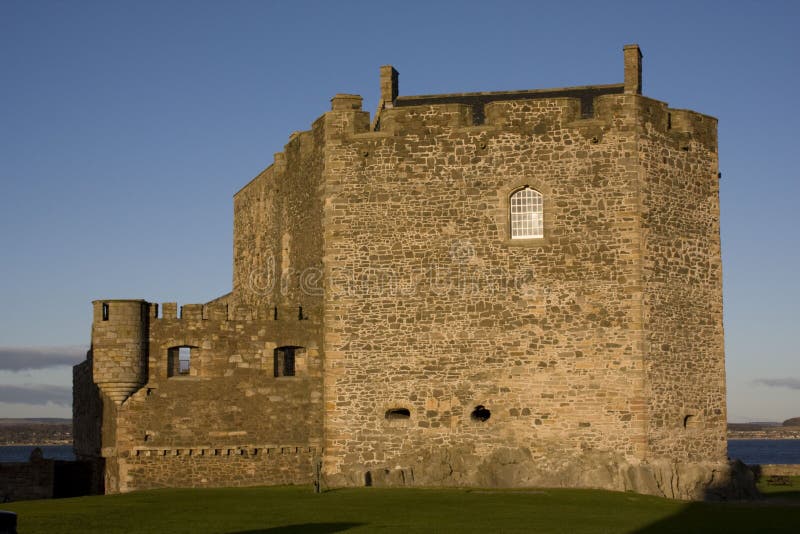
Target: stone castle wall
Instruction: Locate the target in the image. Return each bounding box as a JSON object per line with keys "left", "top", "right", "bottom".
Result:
{"left": 233, "top": 116, "right": 328, "bottom": 320}
{"left": 120, "top": 446, "right": 315, "bottom": 491}
{"left": 637, "top": 97, "right": 725, "bottom": 463}
{"left": 87, "top": 301, "right": 322, "bottom": 493}
{"left": 0, "top": 457, "right": 54, "bottom": 501}
{"left": 73, "top": 359, "right": 102, "bottom": 459}
{"left": 320, "top": 91, "right": 654, "bottom": 490}
{"left": 75, "top": 45, "right": 731, "bottom": 500}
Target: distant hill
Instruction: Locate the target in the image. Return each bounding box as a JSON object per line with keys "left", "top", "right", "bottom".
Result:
{"left": 728, "top": 420, "right": 800, "bottom": 440}
{"left": 0, "top": 418, "right": 71, "bottom": 425}
{"left": 727, "top": 422, "right": 780, "bottom": 431}
{"left": 0, "top": 419, "right": 72, "bottom": 445}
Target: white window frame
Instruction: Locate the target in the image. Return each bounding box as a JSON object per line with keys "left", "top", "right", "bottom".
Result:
{"left": 510, "top": 186, "right": 544, "bottom": 239}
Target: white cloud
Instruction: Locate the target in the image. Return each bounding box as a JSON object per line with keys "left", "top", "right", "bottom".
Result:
{"left": 0, "top": 384, "right": 72, "bottom": 406}
{"left": 0, "top": 346, "right": 86, "bottom": 371}
{"left": 753, "top": 378, "right": 800, "bottom": 390}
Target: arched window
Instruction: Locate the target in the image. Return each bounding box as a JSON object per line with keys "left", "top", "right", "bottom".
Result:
{"left": 510, "top": 186, "right": 543, "bottom": 239}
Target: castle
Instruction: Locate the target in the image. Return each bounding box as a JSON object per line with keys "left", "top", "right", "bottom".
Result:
{"left": 74, "top": 45, "right": 732, "bottom": 500}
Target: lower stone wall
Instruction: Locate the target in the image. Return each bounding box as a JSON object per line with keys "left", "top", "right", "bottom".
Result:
{"left": 327, "top": 446, "right": 750, "bottom": 501}
{"left": 0, "top": 458, "right": 54, "bottom": 501}
{"left": 0, "top": 457, "right": 102, "bottom": 502}
{"left": 117, "top": 445, "right": 317, "bottom": 492}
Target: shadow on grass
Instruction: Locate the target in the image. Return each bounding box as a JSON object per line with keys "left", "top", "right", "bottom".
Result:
{"left": 630, "top": 499, "right": 800, "bottom": 533}
{"left": 632, "top": 488, "right": 800, "bottom": 534}
{"left": 228, "top": 523, "right": 365, "bottom": 534}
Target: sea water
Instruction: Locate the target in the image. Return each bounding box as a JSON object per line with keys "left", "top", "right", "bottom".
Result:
{"left": 0, "top": 441, "right": 798, "bottom": 465}
{"left": 0, "top": 445, "right": 75, "bottom": 462}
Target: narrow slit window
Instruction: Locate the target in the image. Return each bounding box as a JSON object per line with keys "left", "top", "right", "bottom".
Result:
{"left": 510, "top": 187, "right": 543, "bottom": 239}
{"left": 102, "top": 303, "right": 109, "bottom": 321}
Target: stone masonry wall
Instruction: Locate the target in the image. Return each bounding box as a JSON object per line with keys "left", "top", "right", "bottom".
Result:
{"left": 321, "top": 94, "right": 653, "bottom": 491}
{"left": 233, "top": 118, "right": 327, "bottom": 321}
{"left": 121, "top": 447, "right": 315, "bottom": 490}
{"left": 94, "top": 302, "right": 322, "bottom": 493}
{"left": 91, "top": 300, "right": 148, "bottom": 405}
{"left": 72, "top": 359, "right": 102, "bottom": 458}
{"left": 637, "top": 98, "right": 727, "bottom": 487}
{"left": 0, "top": 458, "right": 54, "bottom": 501}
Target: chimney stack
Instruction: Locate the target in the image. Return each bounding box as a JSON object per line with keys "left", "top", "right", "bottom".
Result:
{"left": 623, "top": 44, "right": 643, "bottom": 95}
{"left": 380, "top": 65, "right": 399, "bottom": 109}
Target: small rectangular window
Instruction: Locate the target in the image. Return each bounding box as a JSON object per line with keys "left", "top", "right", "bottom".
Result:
{"left": 168, "top": 346, "right": 193, "bottom": 377}
{"left": 178, "top": 347, "right": 191, "bottom": 374}
{"left": 274, "top": 346, "right": 297, "bottom": 377}
{"left": 102, "top": 303, "right": 109, "bottom": 321}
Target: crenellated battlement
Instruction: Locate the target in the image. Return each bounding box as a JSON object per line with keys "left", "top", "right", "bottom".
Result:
{"left": 149, "top": 301, "right": 313, "bottom": 323}
{"left": 95, "top": 299, "right": 314, "bottom": 324}
{"left": 350, "top": 92, "right": 716, "bottom": 153}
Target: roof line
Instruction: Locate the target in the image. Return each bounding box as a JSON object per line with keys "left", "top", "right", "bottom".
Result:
{"left": 396, "top": 83, "right": 625, "bottom": 102}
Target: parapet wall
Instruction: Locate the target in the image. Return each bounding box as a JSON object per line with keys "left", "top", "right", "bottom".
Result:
{"left": 0, "top": 458, "right": 53, "bottom": 501}
{"left": 0, "top": 456, "right": 98, "bottom": 501}
{"left": 375, "top": 94, "right": 717, "bottom": 152}
{"left": 150, "top": 301, "right": 313, "bottom": 322}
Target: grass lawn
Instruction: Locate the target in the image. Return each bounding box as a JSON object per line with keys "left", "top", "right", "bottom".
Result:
{"left": 758, "top": 475, "right": 800, "bottom": 496}
{"left": 4, "top": 483, "right": 799, "bottom": 534}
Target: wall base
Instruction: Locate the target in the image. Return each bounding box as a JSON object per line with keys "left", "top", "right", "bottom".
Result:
{"left": 324, "top": 447, "right": 757, "bottom": 501}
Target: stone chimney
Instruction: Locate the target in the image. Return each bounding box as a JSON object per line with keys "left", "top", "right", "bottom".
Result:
{"left": 624, "top": 44, "right": 642, "bottom": 95}
{"left": 380, "top": 65, "right": 399, "bottom": 109}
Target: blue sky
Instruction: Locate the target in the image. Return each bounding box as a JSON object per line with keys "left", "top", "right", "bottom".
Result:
{"left": 0, "top": 0, "right": 797, "bottom": 422}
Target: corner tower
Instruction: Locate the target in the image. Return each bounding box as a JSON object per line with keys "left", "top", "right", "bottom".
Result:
{"left": 90, "top": 299, "right": 149, "bottom": 405}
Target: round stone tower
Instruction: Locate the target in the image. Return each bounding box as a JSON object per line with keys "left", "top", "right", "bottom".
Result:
{"left": 90, "top": 299, "right": 149, "bottom": 405}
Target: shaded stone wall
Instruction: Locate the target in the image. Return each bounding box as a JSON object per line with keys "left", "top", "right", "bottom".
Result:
{"left": 233, "top": 164, "right": 281, "bottom": 305}
{"left": 73, "top": 359, "right": 102, "bottom": 458}
{"left": 86, "top": 302, "right": 322, "bottom": 493}
{"left": 321, "top": 94, "right": 652, "bottom": 489}
{"left": 0, "top": 458, "right": 53, "bottom": 501}
{"left": 0, "top": 456, "right": 105, "bottom": 501}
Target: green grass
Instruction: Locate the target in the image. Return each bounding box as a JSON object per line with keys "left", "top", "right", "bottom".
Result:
{"left": 758, "top": 475, "right": 800, "bottom": 496}
{"left": 4, "top": 485, "right": 799, "bottom": 534}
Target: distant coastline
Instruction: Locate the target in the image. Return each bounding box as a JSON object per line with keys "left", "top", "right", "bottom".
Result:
{"left": 0, "top": 418, "right": 71, "bottom": 446}
{"left": 728, "top": 422, "right": 800, "bottom": 440}
{"left": 1, "top": 418, "right": 798, "bottom": 446}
